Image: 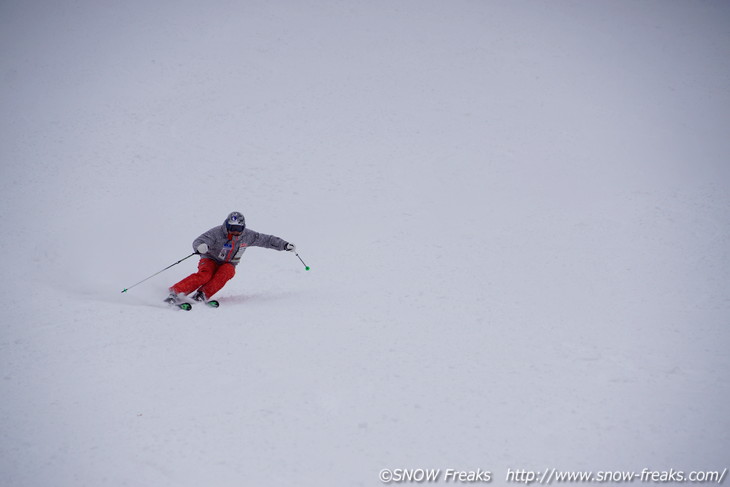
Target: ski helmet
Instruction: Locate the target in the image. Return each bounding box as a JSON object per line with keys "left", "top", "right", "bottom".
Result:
{"left": 224, "top": 211, "right": 246, "bottom": 234}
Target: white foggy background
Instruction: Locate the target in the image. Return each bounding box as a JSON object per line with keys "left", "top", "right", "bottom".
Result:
{"left": 1, "top": 1, "right": 728, "bottom": 486}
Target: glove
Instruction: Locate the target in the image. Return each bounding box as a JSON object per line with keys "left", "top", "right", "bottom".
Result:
{"left": 285, "top": 243, "right": 296, "bottom": 253}
{"left": 196, "top": 243, "right": 209, "bottom": 254}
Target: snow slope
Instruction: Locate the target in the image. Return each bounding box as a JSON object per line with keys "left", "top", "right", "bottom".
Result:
{"left": 1, "top": 1, "right": 729, "bottom": 486}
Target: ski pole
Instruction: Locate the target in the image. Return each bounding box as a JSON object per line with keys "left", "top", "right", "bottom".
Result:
{"left": 295, "top": 253, "right": 311, "bottom": 271}
{"left": 121, "top": 252, "right": 197, "bottom": 293}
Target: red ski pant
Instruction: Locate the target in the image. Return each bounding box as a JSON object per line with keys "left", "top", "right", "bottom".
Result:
{"left": 170, "top": 258, "right": 235, "bottom": 298}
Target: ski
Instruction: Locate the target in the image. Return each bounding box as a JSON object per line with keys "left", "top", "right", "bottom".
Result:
{"left": 169, "top": 302, "right": 215, "bottom": 311}
{"left": 193, "top": 299, "right": 219, "bottom": 308}
{"left": 164, "top": 293, "right": 193, "bottom": 311}
{"left": 164, "top": 293, "right": 218, "bottom": 310}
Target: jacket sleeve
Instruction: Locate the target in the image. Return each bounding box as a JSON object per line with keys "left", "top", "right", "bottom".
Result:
{"left": 242, "top": 229, "right": 289, "bottom": 251}
{"left": 192, "top": 226, "right": 220, "bottom": 253}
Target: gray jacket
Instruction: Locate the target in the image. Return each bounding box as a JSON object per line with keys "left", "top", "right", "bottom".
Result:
{"left": 192, "top": 224, "right": 289, "bottom": 266}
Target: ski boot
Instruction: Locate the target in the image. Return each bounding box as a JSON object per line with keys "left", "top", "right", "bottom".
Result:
{"left": 164, "top": 292, "right": 192, "bottom": 311}
{"left": 192, "top": 291, "right": 219, "bottom": 308}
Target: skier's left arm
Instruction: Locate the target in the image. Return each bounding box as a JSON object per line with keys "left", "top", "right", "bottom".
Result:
{"left": 243, "top": 229, "right": 295, "bottom": 252}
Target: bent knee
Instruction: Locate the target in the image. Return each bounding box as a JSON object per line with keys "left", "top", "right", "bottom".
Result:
{"left": 219, "top": 263, "right": 236, "bottom": 279}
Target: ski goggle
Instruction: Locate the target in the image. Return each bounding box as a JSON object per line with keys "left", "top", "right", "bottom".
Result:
{"left": 227, "top": 224, "right": 244, "bottom": 233}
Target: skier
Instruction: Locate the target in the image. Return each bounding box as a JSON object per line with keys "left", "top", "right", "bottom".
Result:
{"left": 164, "top": 211, "right": 295, "bottom": 306}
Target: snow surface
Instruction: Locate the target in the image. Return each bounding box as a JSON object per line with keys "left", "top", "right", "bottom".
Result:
{"left": 1, "top": 1, "right": 729, "bottom": 486}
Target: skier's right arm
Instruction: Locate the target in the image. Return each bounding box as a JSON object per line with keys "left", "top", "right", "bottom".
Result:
{"left": 192, "top": 227, "right": 218, "bottom": 255}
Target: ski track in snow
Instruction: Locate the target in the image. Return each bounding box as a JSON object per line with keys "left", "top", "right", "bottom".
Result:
{"left": 1, "top": 1, "right": 729, "bottom": 486}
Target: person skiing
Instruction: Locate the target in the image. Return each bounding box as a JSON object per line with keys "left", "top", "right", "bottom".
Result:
{"left": 164, "top": 211, "right": 295, "bottom": 306}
